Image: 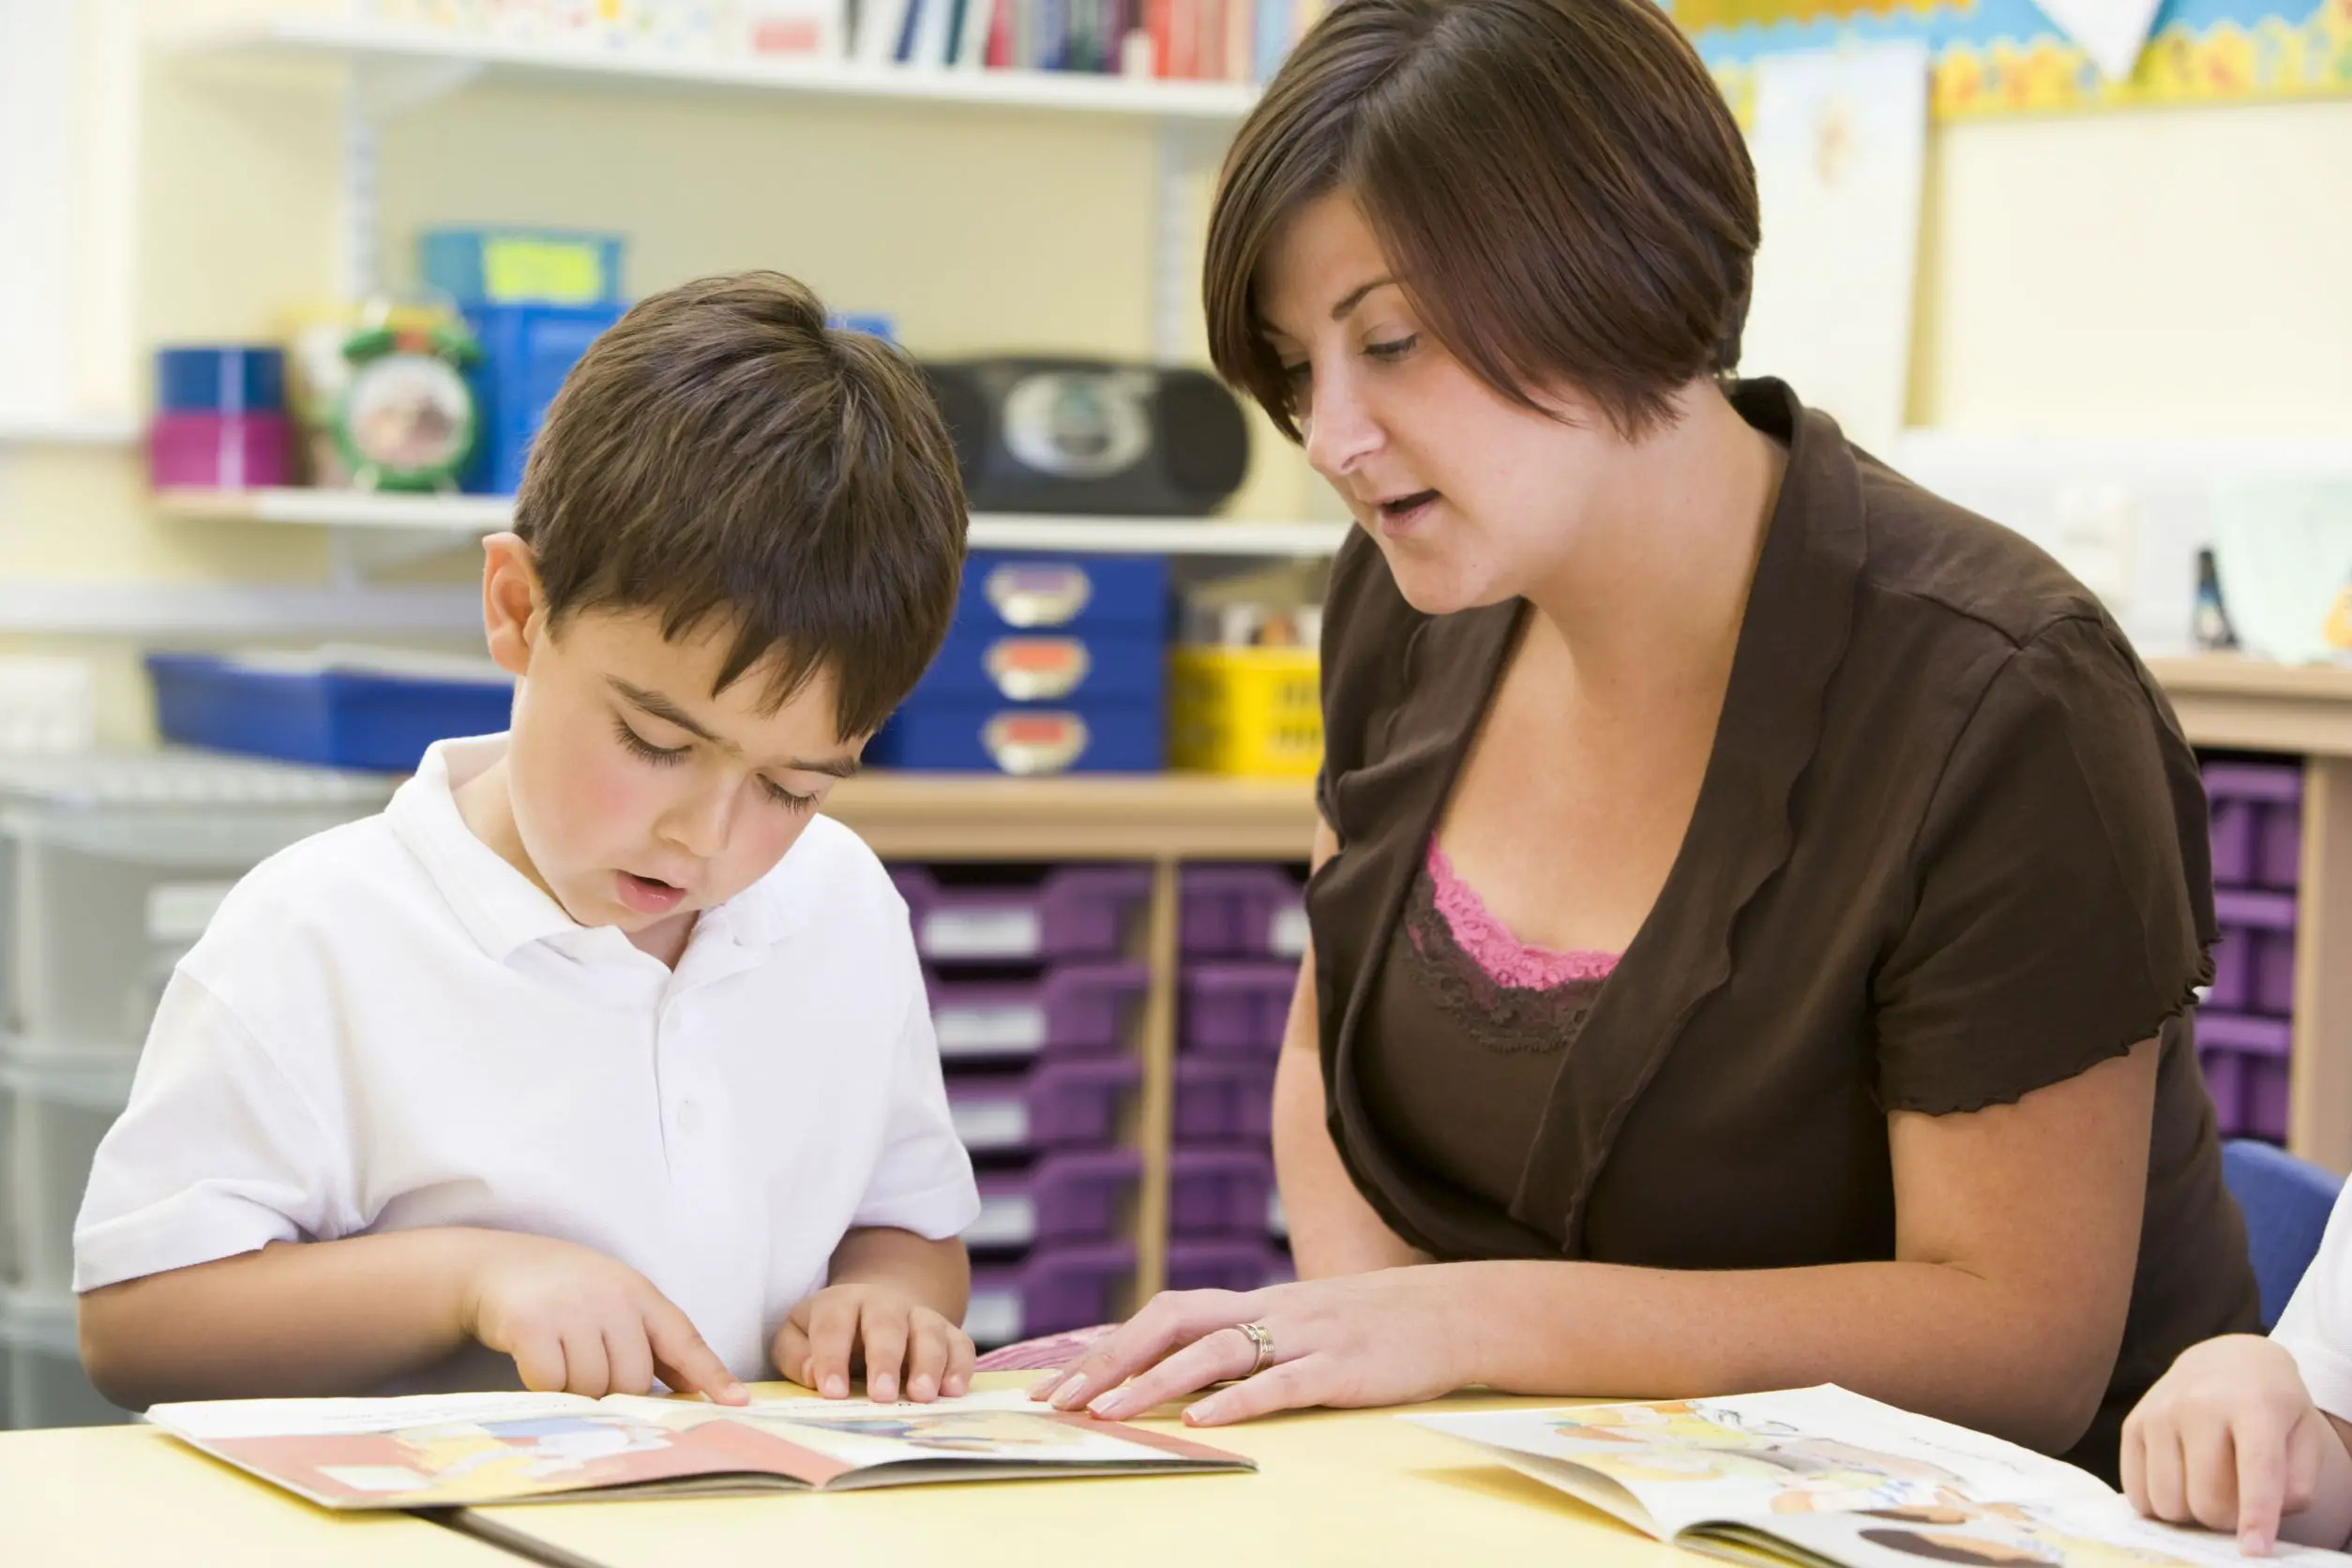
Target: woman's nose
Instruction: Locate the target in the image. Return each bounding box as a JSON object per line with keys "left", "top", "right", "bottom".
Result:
{"left": 1303, "top": 372, "right": 1381, "bottom": 479}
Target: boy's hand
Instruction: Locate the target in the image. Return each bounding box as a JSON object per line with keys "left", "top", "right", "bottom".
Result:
{"left": 776, "top": 1283, "right": 974, "bottom": 1404}
{"left": 2123, "top": 1334, "right": 2329, "bottom": 1555}
{"left": 458, "top": 1233, "right": 747, "bottom": 1405}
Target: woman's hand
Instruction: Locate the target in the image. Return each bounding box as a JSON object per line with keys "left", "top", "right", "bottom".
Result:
{"left": 1030, "top": 1267, "right": 1483, "bottom": 1426}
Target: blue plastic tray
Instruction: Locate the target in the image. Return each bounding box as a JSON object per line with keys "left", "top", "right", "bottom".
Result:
{"left": 147, "top": 653, "right": 513, "bottom": 774}
{"left": 867, "top": 701, "right": 1162, "bottom": 774}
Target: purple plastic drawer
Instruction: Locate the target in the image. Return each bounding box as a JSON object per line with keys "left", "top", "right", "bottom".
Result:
{"left": 1181, "top": 866, "right": 1309, "bottom": 959}
{"left": 969, "top": 1149, "right": 1142, "bottom": 1252}
{"left": 1167, "top": 1238, "right": 1294, "bottom": 1294}
{"left": 966, "top": 1244, "right": 1136, "bottom": 1347}
{"left": 927, "top": 961, "right": 1149, "bottom": 1061}
{"left": 1183, "top": 962, "right": 1296, "bottom": 1055}
{"left": 2199, "top": 1011, "right": 2292, "bottom": 1141}
{"left": 948, "top": 1057, "right": 1141, "bottom": 1154}
{"left": 2214, "top": 888, "right": 2298, "bottom": 1018}
{"left": 894, "top": 866, "right": 1151, "bottom": 962}
{"left": 2205, "top": 762, "right": 2303, "bottom": 891}
{"left": 1170, "top": 1148, "right": 1276, "bottom": 1237}
{"left": 1173, "top": 1056, "right": 1277, "bottom": 1142}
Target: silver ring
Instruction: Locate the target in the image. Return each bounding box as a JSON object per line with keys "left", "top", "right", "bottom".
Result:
{"left": 1232, "top": 1320, "right": 1274, "bottom": 1378}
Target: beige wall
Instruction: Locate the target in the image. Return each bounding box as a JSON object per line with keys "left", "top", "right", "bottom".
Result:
{"left": 2, "top": 0, "right": 2346, "bottom": 739}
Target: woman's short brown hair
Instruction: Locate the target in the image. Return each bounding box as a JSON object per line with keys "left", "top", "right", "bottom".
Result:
{"left": 513, "top": 271, "right": 966, "bottom": 742}
{"left": 1205, "top": 0, "right": 1759, "bottom": 442}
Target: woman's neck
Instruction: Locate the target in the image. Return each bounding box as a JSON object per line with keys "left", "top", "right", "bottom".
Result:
{"left": 1520, "top": 382, "right": 1787, "bottom": 708}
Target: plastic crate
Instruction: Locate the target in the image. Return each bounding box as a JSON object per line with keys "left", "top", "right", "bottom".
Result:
{"left": 2206, "top": 762, "right": 2303, "bottom": 891}
{"left": 1181, "top": 865, "right": 1308, "bottom": 959}
{"left": 461, "top": 302, "right": 626, "bottom": 495}
{"left": 927, "top": 962, "right": 1150, "bottom": 1062}
{"left": 867, "top": 703, "right": 1164, "bottom": 775}
{"left": 0, "top": 754, "right": 390, "bottom": 1050}
{"left": 946, "top": 1057, "right": 1141, "bottom": 1155}
{"left": 3, "top": 1048, "right": 136, "bottom": 1295}
{"left": 968, "top": 1150, "right": 1141, "bottom": 1252}
{"left": 148, "top": 650, "right": 513, "bottom": 774}
{"left": 0, "top": 1289, "right": 128, "bottom": 1429}
{"left": 1170, "top": 1148, "right": 1275, "bottom": 1238}
{"left": 959, "top": 554, "right": 1168, "bottom": 635}
{"left": 421, "top": 226, "right": 625, "bottom": 308}
{"left": 1169, "top": 646, "right": 1321, "bottom": 779}
{"left": 896, "top": 866, "right": 1151, "bottom": 963}
{"left": 147, "top": 411, "right": 293, "bottom": 490}
{"left": 2211, "top": 888, "right": 2298, "bottom": 1018}
{"left": 912, "top": 627, "right": 1165, "bottom": 707}
{"left": 965, "top": 1244, "right": 1136, "bottom": 1348}
{"left": 2200, "top": 1012, "right": 2293, "bottom": 1143}
{"left": 1166, "top": 1238, "right": 1293, "bottom": 1294}
{"left": 1173, "top": 1056, "right": 1277, "bottom": 1142}
{"left": 154, "top": 345, "right": 283, "bottom": 414}
{"left": 1182, "top": 962, "right": 1297, "bottom": 1055}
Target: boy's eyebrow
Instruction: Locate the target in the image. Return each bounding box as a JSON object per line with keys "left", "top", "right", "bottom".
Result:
{"left": 610, "top": 678, "right": 863, "bottom": 777}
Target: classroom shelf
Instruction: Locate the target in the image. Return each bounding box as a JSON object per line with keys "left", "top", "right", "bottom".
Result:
{"left": 151, "top": 488, "right": 1350, "bottom": 558}
{"left": 830, "top": 774, "right": 1317, "bottom": 861}
{"left": 169, "top": 15, "right": 1261, "bottom": 123}
{"left": 0, "top": 413, "right": 139, "bottom": 447}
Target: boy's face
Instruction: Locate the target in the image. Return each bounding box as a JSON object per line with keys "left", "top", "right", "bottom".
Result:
{"left": 480, "top": 546, "right": 865, "bottom": 945}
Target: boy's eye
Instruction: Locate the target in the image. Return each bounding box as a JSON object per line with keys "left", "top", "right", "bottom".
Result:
{"left": 761, "top": 777, "right": 819, "bottom": 813}
{"left": 614, "top": 716, "right": 689, "bottom": 765}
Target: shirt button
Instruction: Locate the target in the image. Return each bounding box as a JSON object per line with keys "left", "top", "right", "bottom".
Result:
{"left": 677, "top": 1100, "right": 701, "bottom": 1135}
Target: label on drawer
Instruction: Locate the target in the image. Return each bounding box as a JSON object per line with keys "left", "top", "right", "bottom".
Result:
{"left": 985, "top": 638, "right": 1092, "bottom": 701}
{"left": 146, "top": 882, "right": 236, "bottom": 943}
{"left": 935, "top": 1004, "right": 1048, "bottom": 1057}
{"left": 982, "top": 712, "right": 1091, "bottom": 776}
{"left": 922, "top": 908, "right": 1043, "bottom": 960}
{"left": 951, "top": 1096, "right": 1032, "bottom": 1150}
{"left": 1269, "top": 903, "right": 1310, "bottom": 959}
{"left": 964, "top": 1289, "right": 1024, "bottom": 1349}
{"left": 966, "top": 1193, "right": 1039, "bottom": 1249}
{"left": 1268, "top": 1190, "right": 1289, "bottom": 1239}
{"left": 984, "top": 564, "right": 1093, "bottom": 628}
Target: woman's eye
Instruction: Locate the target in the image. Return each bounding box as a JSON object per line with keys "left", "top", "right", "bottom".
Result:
{"left": 1365, "top": 335, "right": 1419, "bottom": 361}
{"left": 613, "top": 717, "right": 689, "bottom": 765}
{"left": 1278, "top": 360, "right": 1311, "bottom": 386}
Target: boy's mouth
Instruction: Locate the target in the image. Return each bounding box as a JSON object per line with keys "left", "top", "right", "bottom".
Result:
{"left": 616, "top": 870, "right": 687, "bottom": 915}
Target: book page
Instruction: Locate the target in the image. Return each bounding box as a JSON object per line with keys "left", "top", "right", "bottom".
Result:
{"left": 1410, "top": 1387, "right": 2111, "bottom": 1538}
{"left": 702, "top": 1388, "right": 1249, "bottom": 1474}
{"left": 1708, "top": 1495, "right": 2352, "bottom": 1568}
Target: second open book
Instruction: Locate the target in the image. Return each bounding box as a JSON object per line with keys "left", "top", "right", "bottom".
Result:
{"left": 144, "top": 1387, "right": 1251, "bottom": 1509}
{"left": 1413, "top": 1386, "right": 2350, "bottom": 1568}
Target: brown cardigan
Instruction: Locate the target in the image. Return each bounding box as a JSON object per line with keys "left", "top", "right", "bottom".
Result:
{"left": 1304, "top": 379, "right": 2258, "bottom": 1482}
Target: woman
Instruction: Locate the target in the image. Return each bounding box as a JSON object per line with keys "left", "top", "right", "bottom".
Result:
{"left": 1034, "top": 0, "right": 2256, "bottom": 1481}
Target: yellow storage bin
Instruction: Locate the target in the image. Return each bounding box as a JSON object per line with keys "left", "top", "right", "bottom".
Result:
{"left": 1168, "top": 646, "right": 1323, "bottom": 778}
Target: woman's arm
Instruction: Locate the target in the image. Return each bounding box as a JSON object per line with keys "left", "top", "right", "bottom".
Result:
{"left": 1055, "top": 1038, "right": 2157, "bottom": 1455}
{"left": 1274, "top": 816, "right": 1426, "bottom": 1278}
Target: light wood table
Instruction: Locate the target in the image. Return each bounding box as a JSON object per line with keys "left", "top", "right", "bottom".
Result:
{"left": 460, "top": 1375, "right": 1700, "bottom": 1568}
{"left": 0, "top": 1421, "right": 519, "bottom": 1568}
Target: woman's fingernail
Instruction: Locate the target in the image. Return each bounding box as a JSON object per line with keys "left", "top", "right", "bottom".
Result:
{"left": 823, "top": 1375, "right": 847, "bottom": 1398}
{"left": 1050, "top": 1377, "right": 1091, "bottom": 1410}
{"left": 1029, "top": 1373, "right": 1065, "bottom": 1400}
{"left": 1088, "top": 1391, "right": 1126, "bottom": 1419}
{"left": 1183, "top": 1402, "right": 1215, "bottom": 1426}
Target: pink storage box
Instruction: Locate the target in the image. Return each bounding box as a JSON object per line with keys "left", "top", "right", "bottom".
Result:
{"left": 1182, "top": 961, "right": 1296, "bottom": 1055}
{"left": 1173, "top": 1056, "right": 1277, "bottom": 1142}
{"left": 969, "top": 1149, "right": 1142, "bottom": 1252}
{"left": 1181, "top": 865, "right": 1309, "bottom": 959}
{"left": 966, "top": 1244, "right": 1136, "bottom": 1348}
{"left": 947, "top": 1056, "right": 1140, "bottom": 1155}
{"left": 927, "top": 960, "right": 1150, "bottom": 1062}
{"left": 892, "top": 865, "right": 1151, "bottom": 963}
{"left": 148, "top": 411, "right": 293, "bottom": 490}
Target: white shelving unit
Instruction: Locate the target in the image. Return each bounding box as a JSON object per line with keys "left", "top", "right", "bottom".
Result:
{"left": 0, "top": 413, "right": 140, "bottom": 447}
{"left": 152, "top": 487, "right": 1349, "bottom": 558}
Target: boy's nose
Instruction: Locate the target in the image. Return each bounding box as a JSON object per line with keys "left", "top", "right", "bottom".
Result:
{"left": 658, "top": 785, "right": 734, "bottom": 859}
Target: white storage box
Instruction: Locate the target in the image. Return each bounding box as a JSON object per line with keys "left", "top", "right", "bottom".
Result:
{"left": 3, "top": 1047, "right": 136, "bottom": 1296}
{"left": 0, "top": 752, "right": 389, "bottom": 1050}
{"left": 0, "top": 1288, "right": 126, "bottom": 1429}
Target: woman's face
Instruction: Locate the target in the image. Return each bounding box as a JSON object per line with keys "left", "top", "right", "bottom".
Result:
{"left": 1257, "top": 189, "right": 1633, "bottom": 616}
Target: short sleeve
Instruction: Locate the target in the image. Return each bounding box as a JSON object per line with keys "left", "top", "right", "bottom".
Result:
{"left": 1871, "top": 618, "right": 2212, "bottom": 1115}
{"left": 848, "top": 978, "right": 979, "bottom": 1241}
{"left": 74, "top": 970, "right": 354, "bottom": 1291}
{"left": 2274, "top": 1184, "right": 2352, "bottom": 1418}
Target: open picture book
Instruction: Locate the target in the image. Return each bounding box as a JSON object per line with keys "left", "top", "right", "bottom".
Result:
{"left": 1411, "top": 1385, "right": 2351, "bottom": 1568}
{"left": 144, "top": 1387, "right": 1253, "bottom": 1509}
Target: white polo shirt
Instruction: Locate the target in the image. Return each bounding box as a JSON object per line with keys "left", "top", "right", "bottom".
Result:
{"left": 2277, "top": 1181, "right": 2352, "bottom": 1419}
{"left": 75, "top": 734, "right": 977, "bottom": 1389}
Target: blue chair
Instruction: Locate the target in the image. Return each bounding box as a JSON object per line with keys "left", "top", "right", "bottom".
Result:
{"left": 2223, "top": 1138, "right": 2344, "bottom": 1330}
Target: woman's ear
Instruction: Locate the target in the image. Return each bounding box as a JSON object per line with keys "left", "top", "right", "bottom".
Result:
{"left": 479, "top": 533, "right": 545, "bottom": 678}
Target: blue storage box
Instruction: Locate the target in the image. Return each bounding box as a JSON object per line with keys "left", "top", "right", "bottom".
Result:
{"left": 461, "top": 303, "right": 626, "bottom": 495}
{"left": 155, "top": 346, "right": 284, "bottom": 415}
{"left": 959, "top": 553, "right": 1168, "bottom": 636}
{"left": 422, "top": 227, "right": 625, "bottom": 308}
{"left": 147, "top": 651, "right": 514, "bottom": 774}
{"left": 912, "top": 626, "right": 1164, "bottom": 706}
{"left": 867, "top": 703, "right": 1162, "bottom": 775}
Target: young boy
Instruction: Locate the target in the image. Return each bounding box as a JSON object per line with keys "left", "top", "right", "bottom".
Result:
{"left": 2123, "top": 1194, "right": 2352, "bottom": 1556}
{"left": 75, "top": 272, "right": 979, "bottom": 1410}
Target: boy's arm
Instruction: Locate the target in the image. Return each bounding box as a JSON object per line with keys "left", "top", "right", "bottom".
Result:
{"left": 827, "top": 1225, "right": 972, "bottom": 1319}
{"left": 2281, "top": 1414, "right": 2352, "bottom": 1549}
{"left": 81, "top": 1228, "right": 745, "bottom": 1410}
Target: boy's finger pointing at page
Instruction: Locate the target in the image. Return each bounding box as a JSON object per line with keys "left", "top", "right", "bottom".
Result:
{"left": 645, "top": 1298, "right": 747, "bottom": 1405}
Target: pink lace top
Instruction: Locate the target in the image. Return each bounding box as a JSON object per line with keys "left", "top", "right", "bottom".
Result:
{"left": 1425, "top": 841, "right": 1621, "bottom": 988}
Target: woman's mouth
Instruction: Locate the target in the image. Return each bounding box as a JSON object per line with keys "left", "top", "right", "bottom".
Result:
{"left": 1373, "top": 490, "right": 1440, "bottom": 533}
{"left": 616, "top": 870, "right": 687, "bottom": 914}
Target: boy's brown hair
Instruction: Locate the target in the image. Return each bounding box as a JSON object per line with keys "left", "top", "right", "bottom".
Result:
{"left": 1204, "top": 0, "right": 1759, "bottom": 443}
{"left": 513, "top": 271, "right": 967, "bottom": 741}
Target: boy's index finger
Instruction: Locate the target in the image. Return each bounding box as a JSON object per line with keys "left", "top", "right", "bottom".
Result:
{"left": 644, "top": 1299, "right": 747, "bottom": 1405}
{"left": 2237, "top": 1420, "right": 2289, "bottom": 1556}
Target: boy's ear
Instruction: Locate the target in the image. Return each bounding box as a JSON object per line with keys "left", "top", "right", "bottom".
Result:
{"left": 480, "top": 533, "right": 546, "bottom": 678}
